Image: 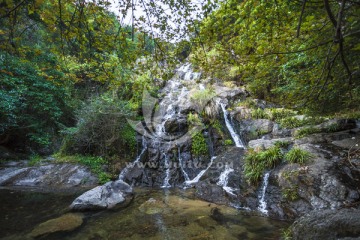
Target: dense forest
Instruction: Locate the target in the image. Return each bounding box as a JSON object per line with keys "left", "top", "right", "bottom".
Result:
{"left": 0, "top": 0, "right": 359, "bottom": 162}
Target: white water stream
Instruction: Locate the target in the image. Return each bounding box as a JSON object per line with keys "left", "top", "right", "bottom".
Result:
{"left": 219, "top": 103, "right": 245, "bottom": 148}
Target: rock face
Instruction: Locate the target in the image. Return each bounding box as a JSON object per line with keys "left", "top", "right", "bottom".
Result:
{"left": 0, "top": 163, "right": 98, "bottom": 188}
{"left": 29, "top": 213, "right": 83, "bottom": 238}
{"left": 70, "top": 180, "right": 133, "bottom": 211}
{"left": 291, "top": 208, "right": 360, "bottom": 240}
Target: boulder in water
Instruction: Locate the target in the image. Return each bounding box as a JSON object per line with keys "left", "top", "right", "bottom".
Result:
{"left": 70, "top": 180, "right": 133, "bottom": 211}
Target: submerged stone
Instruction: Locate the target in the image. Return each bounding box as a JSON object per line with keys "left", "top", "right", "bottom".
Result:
{"left": 29, "top": 213, "right": 83, "bottom": 238}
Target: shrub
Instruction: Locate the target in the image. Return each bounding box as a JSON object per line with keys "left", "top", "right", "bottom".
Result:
{"left": 244, "top": 146, "right": 283, "bottom": 184}
{"left": 60, "top": 93, "right": 136, "bottom": 158}
{"left": 267, "top": 108, "right": 297, "bottom": 121}
{"left": 282, "top": 186, "right": 299, "bottom": 201}
{"left": 28, "top": 154, "right": 43, "bottom": 166}
{"left": 294, "top": 126, "right": 322, "bottom": 138}
{"left": 191, "top": 132, "right": 208, "bottom": 157}
{"left": 279, "top": 116, "right": 325, "bottom": 129}
{"left": 284, "top": 147, "right": 312, "bottom": 164}
{"left": 251, "top": 108, "right": 269, "bottom": 119}
{"left": 224, "top": 139, "right": 233, "bottom": 145}
{"left": 274, "top": 140, "right": 291, "bottom": 148}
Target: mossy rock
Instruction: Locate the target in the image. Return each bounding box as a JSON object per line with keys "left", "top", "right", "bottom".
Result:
{"left": 29, "top": 213, "right": 83, "bottom": 238}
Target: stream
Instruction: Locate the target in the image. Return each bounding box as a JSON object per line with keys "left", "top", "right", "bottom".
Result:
{"left": 0, "top": 188, "right": 289, "bottom": 240}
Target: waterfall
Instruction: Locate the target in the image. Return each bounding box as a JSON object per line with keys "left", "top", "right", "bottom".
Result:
{"left": 258, "top": 171, "right": 270, "bottom": 215}
{"left": 178, "top": 146, "right": 190, "bottom": 182}
{"left": 219, "top": 103, "right": 245, "bottom": 148}
{"left": 217, "top": 165, "right": 237, "bottom": 196}
{"left": 119, "top": 137, "right": 147, "bottom": 181}
{"left": 161, "top": 153, "right": 171, "bottom": 188}
{"left": 184, "top": 156, "right": 216, "bottom": 185}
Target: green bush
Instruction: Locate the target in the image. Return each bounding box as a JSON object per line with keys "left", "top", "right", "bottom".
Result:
{"left": 267, "top": 108, "right": 297, "bottom": 121}
{"left": 284, "top": 147, "right": 312, "bottom": 164}
{"left": 279, "top": 116, "right": 324, "bottom": 129}
{"left": 60, "top": 93, "right": 136, "bottom": 158}
{"left": 244, "top": 146, "right": 283, "bottom": 184}
{"left": 251, "top": 108, "right": 269, "bottom": 119}
{"left": 28, "top": 154, "right": 43, "bottom": 166}
{"left": 224, "top": 139, "right": 233, "bottom": 145}
{"left": 282, "top": 186, "right": 299, "bottom": 201}
{"left": 191, "top": 132, "right": 208, "bottom": 157}
{"left": 294, "top": 126, "right": 322, "bottom": 138}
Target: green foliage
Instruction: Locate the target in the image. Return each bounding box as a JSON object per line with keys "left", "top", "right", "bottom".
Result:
{"left": 282, "top": 187, "right": 299, "bottom": 201}
{"left": 0, "top": 52, "right": 71, "bottom": 149}
{"left": 281, "top": 227, "right": 293, "bottom": 240}
{"left": 224, "top": 139, "right": 233, "bottom": 146}
{"left": 279, "top": 116, "right": 324, "bottom": 129}
{"left": 284, "top": 148, "right": 312, "bottom": 164}
{"left": 192, "top": 0, "right": 360, "bottom": 114}
{"left": 187, "top": 113, "right": 202, "bottom": 126}
{"left": 244, "top": 146, "right": 283, "bottom": 184}
{"left": 274, "top": 141, "right": 291, "bottom": 148}
{"left": 54, "top": 154, "right": 110, "bottom": 184}
{"left": 236, "top": 99, "right": 258, "bottom": 109}
{"left": 28, "top": 154, "right": 43, "bottom": 166}
{"left": 251, "top": 108, "right": 269, "bottom": 119}
{"left": 191, "top": 132, "right": 208, "bottom": 157}
{"left": 60, "top": 93, "right": 136, "bottom": 158}
{"left": 294, "top": 126, "right": 322, "bottom": 138}
{"left": 267, "top": 108, "right": 297, "bottom": 121}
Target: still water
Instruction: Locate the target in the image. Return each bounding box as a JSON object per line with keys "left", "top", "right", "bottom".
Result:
{"left": 0, "top": 188, "right": 289, "bottom": 239}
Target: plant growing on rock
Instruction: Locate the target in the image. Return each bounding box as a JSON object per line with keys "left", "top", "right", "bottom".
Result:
{"left": 294, "top": 126, "right": 322, "bottom": 138}
{"left": 244, "top": 146, "right": 283, "bottom": 184}
{"left": 282, "top": 186, "right": 299, "bottom": 201}
{"left": 267, "top": 108, "right": 297, "bottom": 121}
{"left": 224, "top": 139, "right": 233, "bottom": 146}
{"left": 191, "top": 132, "right": 209, "bottom": 157}
{"left": 284, "top": 147, "right": 312, "bottom": 164}
{"left": 251, "top": 108, "right": 269, "bottom": 119}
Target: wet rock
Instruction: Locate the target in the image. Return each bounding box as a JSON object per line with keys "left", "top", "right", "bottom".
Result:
{"left": 70, "top": 180, "right": 133, "bottom": 211}
{"left": 291, "top": 208, "right": 360, "bottom": 240}
{"left": 164, "top": 117, "right": 188, "bottom": 133}
{"left": 29, "top": 213, "right": 83, "bottom": 238}
{"left": 0, "top": 163, "right": 98, "bottom": 188}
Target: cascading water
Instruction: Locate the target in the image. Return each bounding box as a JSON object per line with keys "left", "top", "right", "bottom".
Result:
{"left": 161, "top": 153, "right": 171, "bottom": 188}
{"left": 219, "top": 103, "right": 245, "bottom": 148}
{"left": 184, "top": 156, "right": 216, "bottom": 185}
{"left": 217, "top": 165, "right": 237, "bottom": 196}
{"left": 119, "top": 137, "right": 147, "bottom": 182}
{"left": 258, "top": 171, "right": 270, "bottom": 215}
{"left": 178, "top": 146, "right": 190, "bottom": 182}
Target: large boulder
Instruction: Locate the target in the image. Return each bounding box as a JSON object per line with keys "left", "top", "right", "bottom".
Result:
{"left": 70, "top": 180, "right": 133, "bottom": 211}
{"left": 291, "top": 208, "right": 360, "bottom": 240}
{"left": 0, "top": 163, "right": 98, "bottom": 188}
